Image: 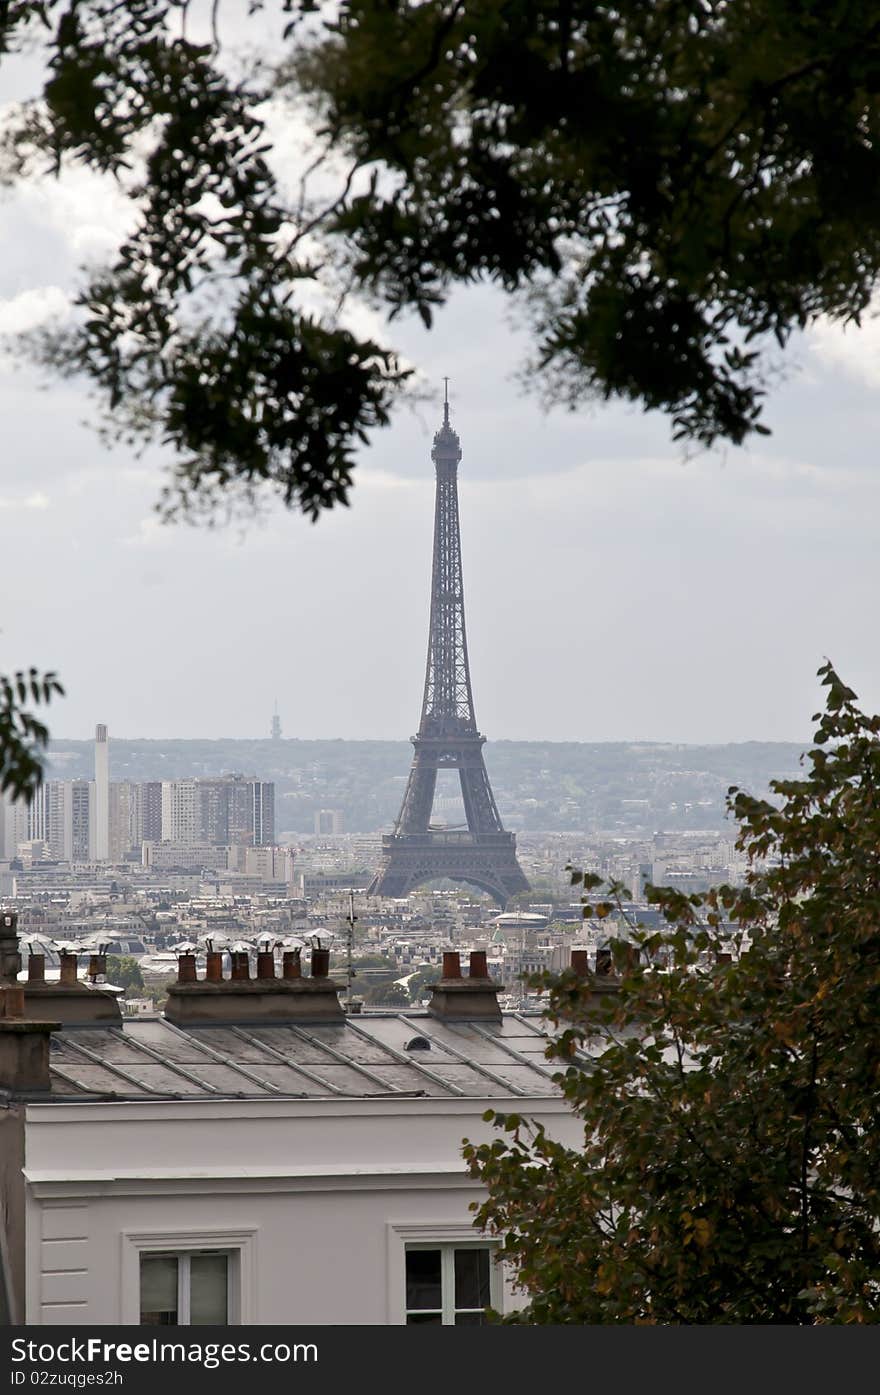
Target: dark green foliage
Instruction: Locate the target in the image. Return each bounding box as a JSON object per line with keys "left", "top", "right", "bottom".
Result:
{"left": 406, "top": 963, "right": 441, "bottom": 1003}
{"left": 464, "top": 664, "right": 880, "bottom": 1323}
{"left": 0, "top": 669, "right": 64, "bottom": 801}
{"left": 106, "top": 954, "right": 145, "bottom": 992}
{"left": 4, "top": 2, "right": 880, "bottom": 492}
{"left": 362, "top": 979, "right": 410, "bottom": 1007}
{"left": 295, "top": 0, "right": 880, "bottom": 447}
{"left": 2, "top": 0, "right": 406, "bottom": 521}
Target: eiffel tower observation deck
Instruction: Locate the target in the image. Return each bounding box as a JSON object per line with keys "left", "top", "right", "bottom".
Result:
{"left": 368, "top": 389, "right": 530, "bottom": 906}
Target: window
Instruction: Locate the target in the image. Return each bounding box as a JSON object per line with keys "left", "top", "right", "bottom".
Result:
{"left": 140, "top": 1251, "right": 229, "bottom": 1326}
{"left": 404, "top": 1244, "right": 494, "bottom": 1325}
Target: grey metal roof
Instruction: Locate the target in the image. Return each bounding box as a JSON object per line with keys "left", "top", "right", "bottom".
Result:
{"left": 47, "top": 1011, "right": 563, "bottom": 1101}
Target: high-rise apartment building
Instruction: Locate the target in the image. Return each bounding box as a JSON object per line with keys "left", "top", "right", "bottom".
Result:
{"left": 6, "top": 780, "right": 93, "bottom": 863}
{"left": 251, "top": 781, "right": 275, "bottom": 846}
{"left": 109, "top": 781, "right": 143, "bottom": 862}
{"left": 160, "top": 776, "right": 274, "bottom": 847}
{"left": 141, "top": 782, "right": 163, "bottom": 842}
{"left": 0, "top": 790, "right": 30, "bottom": 858}
{"left": 70, "top": 781, "right": 93, "bottom": 862}
{"left": 161, "top": 779, "right": 200, "bottom": 844}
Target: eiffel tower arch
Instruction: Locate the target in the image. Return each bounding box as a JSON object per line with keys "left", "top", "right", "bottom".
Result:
{"left": 369, "top": 390, "right": 529, "bottom": 907}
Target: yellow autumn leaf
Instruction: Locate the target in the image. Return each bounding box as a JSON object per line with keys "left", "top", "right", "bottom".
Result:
{"left": 693, "top": 1218, "right": 712, "bottom": 1248}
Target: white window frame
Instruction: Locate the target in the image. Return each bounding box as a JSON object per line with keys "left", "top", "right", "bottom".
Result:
{"left": 121, "top": 1227, "right": 258, "bottom": 1326}
{"left": 386, "top": 1223, "right": 502, "bottom": 1326}
{"left": 139, "top": 1250, "right": 231, "bottom": 1326}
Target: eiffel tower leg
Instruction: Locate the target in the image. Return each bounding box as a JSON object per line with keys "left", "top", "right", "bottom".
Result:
{"left": 459, "top": 756, "right": 503, "bottom": 835}
{"left": 396, "top": 753, "right": 438, "bottom": 834}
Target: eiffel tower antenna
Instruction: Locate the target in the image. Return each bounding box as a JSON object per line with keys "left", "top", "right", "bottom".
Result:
{"left": 368, "top": 389, "right": 529, "bottom": 905}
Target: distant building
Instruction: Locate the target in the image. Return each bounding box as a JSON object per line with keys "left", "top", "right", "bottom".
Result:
{"left": 36, "top": 779, "right": 93, "bottom": 863}
{"left": 94, "top": 724, "right": 110, "bottom": 862}
{"left": 161, "top": 777, "right": 274, "bottom": 847}
{"left": 296, "top": 869, "right": 371, "bottom": 898}
{"left": 109, "top": 782, "right": 142, "bottom": 862}
{"left": 141, "top": 782, "right": 163, "bottom": 842}
{"left": 315, "top": 809, "right": 345, "bottom": 836}
{"left": 161, "top": 779, "right": 200, "bottom": 845}
{"left": 142, "top": 842, "right": 230, "bottom": 872}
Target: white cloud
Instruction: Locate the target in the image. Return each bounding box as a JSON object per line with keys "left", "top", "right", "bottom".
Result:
{"left": 0, "top": 285, "right": 69, "bottom": 335}
{"left": 0, "top": 491, "right": 50, "bottom": 510}
{"left": 808, "top": 306, "right": 880, "bottom": 388}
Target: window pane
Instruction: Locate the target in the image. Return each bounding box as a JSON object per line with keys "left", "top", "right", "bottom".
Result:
{"left": 454, "top": 1249, "right": 490, "bottom": 1311}
{"left": 140, "top": 1255, "right": 178, "bottom": 1325}
{"left": 405, "top": 1250, "right": 442, "bottom": 1310}
{"left": 190, "top": 1253, "right": 228, "bottom": 1325}
{"left": 455, "top": 1312, "right": 487, "bottom": 1326}
{"left": 406, "top": 1312, "right": 443, "bottom": 1324}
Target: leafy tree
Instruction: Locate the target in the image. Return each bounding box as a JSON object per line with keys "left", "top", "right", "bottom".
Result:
{"left": 406, "top": 963, "right": 442, "bottom": 1003}
{"left": 106, "top": 953, "right": 145, "bottom": 992}
{"left": 464, "top": 663, "right": 880, "bottom": 1323}
{"left": 352, "top": 952, "right": 400, "bottom": 972}
{"left": 1, "top": 0, "right": 880, "bottom": 520}
{"left": 362, "top": 979, "right": 410, "bottom": 1007}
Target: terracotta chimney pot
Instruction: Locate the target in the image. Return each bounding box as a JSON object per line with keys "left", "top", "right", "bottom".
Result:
{"left": 205, "top": 951, "right": 224, "bottom": 982}
{"left": 59, "top": 954, "right": 78, "bottom": 986}
{"left": 230, "top": 951, "right": 250, "bottom": 981}
{"left": 469, "top": 950, "right": 489, "bottom": 979}
{"left": 442, "top": 951, "right": 462, "bottom": 979}
{"left": 27, "top": 954, "right": 46, "bottom": 983}
{"left": 257, "top": 951, "right": 276, "bottom": 980}
{"left": 282, "top": 951, "right": 302, "bottom": 980}
{"left": 311, "top": 947, "right": 330, "bottom": 979}
{"left": 177, "top": 953, "right": 197, "bottom": 984}
{"left": 570, "top": 949, "right": 590, "bottom": 978}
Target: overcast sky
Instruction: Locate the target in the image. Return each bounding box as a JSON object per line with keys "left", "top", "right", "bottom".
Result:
{"left": 1, "top": 35, "right": 879, "bottom": 747}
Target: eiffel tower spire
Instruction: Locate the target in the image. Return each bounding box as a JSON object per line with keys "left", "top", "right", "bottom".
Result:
{"left": 368, "top": 390, "right": 529, "bottom": 905}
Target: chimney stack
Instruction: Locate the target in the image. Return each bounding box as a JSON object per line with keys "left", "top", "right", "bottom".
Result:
{"left": 18, "top": 935, "right": 122, "bottom": 1027}
{"left": 0, "top": 911, "right": 21, "bottom": 985}
{"left": 0, "top": 915, "right": 62, "bottom": 1094}
{"left": 427, "top": 947, "right": 503, "bottom": 1022}
{"left": 164, "top": 939, "right": 343, "bottom": 1025}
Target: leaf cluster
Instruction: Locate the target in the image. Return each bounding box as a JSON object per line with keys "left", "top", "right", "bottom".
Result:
{"left": 2, "top": 0, "right": 408, "bottom": 520}
{"left": 0, "top": 668, "right": 64, "bottom": 802}
{"left": 295, "top": 0, "right": 880, "bottom": 446}
{"left": 464, "top": 662, "right": 880, "bottom": 1323}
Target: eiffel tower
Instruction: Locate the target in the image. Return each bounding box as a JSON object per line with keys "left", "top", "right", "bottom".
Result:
{"left": 369, "top": 387, "right": 529, "bottom": 906}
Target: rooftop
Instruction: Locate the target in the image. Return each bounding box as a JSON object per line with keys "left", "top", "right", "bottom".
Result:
{"left": 45, "top": 1010, "right": 560, "bottom": 1102}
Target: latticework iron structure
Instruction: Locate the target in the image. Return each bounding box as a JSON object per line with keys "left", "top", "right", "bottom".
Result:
{"left": 368, "top": 396, "right": 529, "bottom": 905}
